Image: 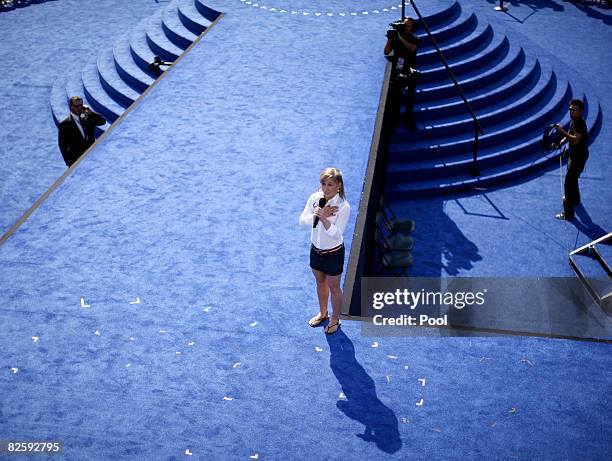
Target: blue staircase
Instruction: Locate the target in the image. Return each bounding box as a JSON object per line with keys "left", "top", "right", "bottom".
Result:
{"left": 385, "top": 1, "right": 602, "bottom": 198}
{"left": 49, "top": 0, "right": 220, "bottom": 133}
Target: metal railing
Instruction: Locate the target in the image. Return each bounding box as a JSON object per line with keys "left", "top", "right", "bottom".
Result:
{"left": 404, "top": 0, "right": 484, "bottom": 176}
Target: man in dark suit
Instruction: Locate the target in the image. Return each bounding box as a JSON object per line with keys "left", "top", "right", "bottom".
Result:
{"left": 58, "top": 96, "right": 106, "bottom": 167}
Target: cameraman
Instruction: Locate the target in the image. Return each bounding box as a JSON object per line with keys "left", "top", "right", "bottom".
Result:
{"left": 384, "top": 18, "right": 419, "bottom": 130}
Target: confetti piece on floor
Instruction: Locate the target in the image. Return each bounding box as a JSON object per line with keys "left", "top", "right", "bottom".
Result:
{"left": 404, "top": 365, "right": 408, "bottom": 370}
{"left": 520, "top": 358, "right": 534, "bottom": 366}
{"left": 176, "top": 352, "right": 181, "bottom": 355}
{"left": 80, "top": 298, "right": 90, "bottom": 308}
{"left": 95, "top": 330, "right": 101, "bottom": 336}
{"left": 401, "top": 417, "right": 409, "bottom": 424}
{"left": 315, "top": 347, "right": 323, "bottom": 352}
{"left": 418, "top": 378, "right": 426, "bottom": 386}
{"left": 386, "top": 375, "right": 391, "bottom": 382}
{"left": 159, "top": 330, "right": 167, "bottom": 333}
{"left": 185, "top": 449, "right": 193, "bottom": 456}
{"left": 250, "top": 321, "right": 258, "bottom": 327}
{"left": 491, "top": 421, "right": 497, "bottom": 428}
{"left": 509, "top": 407, "right": 518, "bottom": 414}
{"left": 249, "top": 454, "right": 259, "bottom": 460}
{"left": 202, "top": 306, "right": 212, "bottom": 312}
{"left": 129, "top": 297, "right": 141, "bottom": 305}
{"left": 188, "top": 342, "right": 195, "bottom": 346}
{"left": 416, "top": 399, "right": 424, "bottom": 406}
{"left": 233, "top": 362, "right": 241, "bottom": 368}
{"left": 479, "top": 356, "right": 490, "bottom": 362}
{"left": 388, "top": 355, "right": 398, "bottom": 359}
{"left": 433, "top": 427, "right": 442, "bottom": 433}
{"left": 372, "top": 342, "right": 379, "bottom": 348}
{"left": 11, "top": 368, "right": 18, "bottom": 374}
{"left": 126, "top": 364, "right": 131, "bottom": 368}
{"left": 130, "top": 337, "right": 135, "bottom": 341}
{"left": 223, "top": 396, "right": 233, "bottom": 401}
{"left": 32, "top": 336, "right": 39, "bottom": 342}
{"left": 338, "top": 392, "right": 346, "bottom": 399}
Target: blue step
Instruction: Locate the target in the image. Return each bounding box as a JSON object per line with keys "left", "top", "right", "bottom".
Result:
{"left": 98, "top": 47, "right": 140, "bottom": 108}
{"left": 195, "top": 0, "right": 222, "bottom": 21}
{"left": 389, "top": 78, "right": 571, "bottom": 160}
{"left": 82, "top": 57, "right": 124, "bottom": 123}
{"left": 386, "top": 93, "right": 601, "bottom": 198}
{"left": 419, "top": 23, "right": 495, "bottom": 69}
{"left": 416, "top": 40, "right": 523, "bottom": 101}
{"left": 417, "top": 11, "right": 478, "bottom": 54}
{"left": 113, "top": 34, "right": 155, "bottom": 92}
{"left": 416, "top": 51, "right": 537, "bottom": 122}
{"left": 419, "top": 31, "right": 506, "bottom": 84}
{"left": 177, "top": 0, "right": 212, "bottom": 35}
{"left": 162, "top": 0, "right": 198, "bottom": 49}
{"left": 129, "top": 18, "right": 158, "bottom": 75}
{"left": 409, "top": 62, "right": 556, "bottom": 139}
{"left": 146, "top": 9, "right": 184, "bottom": 62}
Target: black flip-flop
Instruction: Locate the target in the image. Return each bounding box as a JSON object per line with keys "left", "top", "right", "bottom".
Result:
{"left": 325, "top": 321, "right": 340, "bottom": 334}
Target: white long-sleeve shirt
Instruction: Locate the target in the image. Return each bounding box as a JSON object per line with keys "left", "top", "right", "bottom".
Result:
{"left": 299, "top": 191, "right": 351, "bottom": 250}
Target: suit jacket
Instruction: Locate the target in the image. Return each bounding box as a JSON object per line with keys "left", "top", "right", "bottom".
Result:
{"left": 58, "top": 111, "right": 106, "bottom": 167}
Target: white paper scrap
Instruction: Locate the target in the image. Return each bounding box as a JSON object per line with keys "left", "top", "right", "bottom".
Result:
{"left": 80, "top": 298, "right": 90, "bottom": 308}
{"left": 249, "top": 321, "right": 258, "bottom": 327}
{"left": 188, "top": 342, "right": 195, "bottom": 346}
{"left": 32, "top": 336, "right": 39, "bottom": 342}
{"left": 176, "top": 352, "right": 181, "bottom": 355}
{"left": 223, "top": 396, "right": 233, "bottom": 401}
{"left": 388, "top": 355, "right": 398, "bottom": 359}
{"left": 95, "top": 330, "right": 101, "bottom": 336}
{"left": 203, "top": 306, "right": 212, "bottom": 312}
{"left": 372, "top": 342, "right": 379, "bottom": 348}
{"left": 233, "top": 362, "right": 241, "bottom": 368}
{"left": 315, "top": 347, "right": 323, "bottom": 352}
{"left": 126, "top": 364, "right": 131, "bottom": 368}
{"left": 11, "top": 368, "right": 18, "bottom": 374}
{"left": 249, "top": 454, "right": 259, "bottom": 460}
{"left": 185, "top": 449, "right": 193, "bottom": 456}
{"left": 130, "top": 297, "right": 141, "bottom": 305}
{"left": 416, "top": 399, "right": 424, "bottom": 406}
{"left": 159, "top": 330, "right": 167, "bottom": 333}
{"left": 418, "top": 378, "right": 426, "bottom": 386}
{"left": 338, "top": 392, "right": 346, "bottom": 399}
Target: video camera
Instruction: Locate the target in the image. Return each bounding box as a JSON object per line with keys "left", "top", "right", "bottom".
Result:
{"left": 386, "top": 20, "right": 405, "bottom": 40}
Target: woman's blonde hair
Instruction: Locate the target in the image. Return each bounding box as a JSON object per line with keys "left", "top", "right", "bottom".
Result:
{"left": 320, "top": 167, "right": 345, "bottom": 199}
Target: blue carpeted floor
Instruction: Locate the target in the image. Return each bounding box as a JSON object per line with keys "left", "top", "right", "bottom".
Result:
{"left": 1, "top": 1, "right": 611, "bottom": 460}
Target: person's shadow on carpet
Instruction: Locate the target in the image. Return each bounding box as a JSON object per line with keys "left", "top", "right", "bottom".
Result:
{"left": 573, "top": 204, "right": 609, "bottom": 242}
{"left": 326, "top": 329, "right": 401, "bottom": 454}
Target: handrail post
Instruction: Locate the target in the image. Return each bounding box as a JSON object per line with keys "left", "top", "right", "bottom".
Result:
{"left": 472, "top": 124, "right": 480, "bottom": 176}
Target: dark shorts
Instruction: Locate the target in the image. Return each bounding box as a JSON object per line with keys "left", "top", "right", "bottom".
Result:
{"left": 310, "top": 244, "right": 345, "bottom": 276}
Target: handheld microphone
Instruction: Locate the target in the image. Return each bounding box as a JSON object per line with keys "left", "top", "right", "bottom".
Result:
{"left": 313, "top": 197, "right": 327, "bottom": 228}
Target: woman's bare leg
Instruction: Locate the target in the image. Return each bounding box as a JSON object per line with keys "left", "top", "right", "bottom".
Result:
{"left": 311, "top": 268, "right": 329, "bottom": 319}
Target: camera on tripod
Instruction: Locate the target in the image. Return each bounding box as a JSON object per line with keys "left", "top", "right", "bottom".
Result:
{"left": 386, "top": 20, "right": 405, "bottom": 40}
